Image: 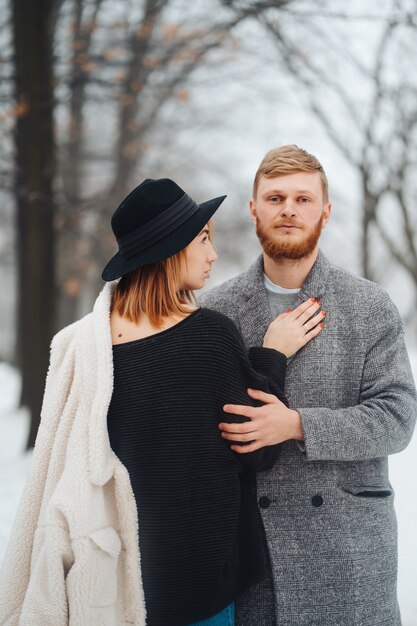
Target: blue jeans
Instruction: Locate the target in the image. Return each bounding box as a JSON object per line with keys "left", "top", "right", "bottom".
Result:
{"left": 188, "top": 603, "right": 234, "bottom": 625}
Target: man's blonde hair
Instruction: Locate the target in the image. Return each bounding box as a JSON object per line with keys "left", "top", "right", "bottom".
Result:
{"left": 253, "top": 145, "right": 329, "bottom": 202}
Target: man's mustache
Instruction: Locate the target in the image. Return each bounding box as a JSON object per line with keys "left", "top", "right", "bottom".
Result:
{"left": 270, "top": 219, "right": 304, "bottom": 229}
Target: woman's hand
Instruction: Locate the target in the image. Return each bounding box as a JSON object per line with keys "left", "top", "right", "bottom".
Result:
{"left": 263, "top": 298, "right": 325, "bottom": 357}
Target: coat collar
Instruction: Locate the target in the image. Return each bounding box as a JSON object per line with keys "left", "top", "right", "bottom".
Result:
{"left": 294, "top": 249, "right": 330, "bottom": 305}
{"left": 237, "top": 249, "right": 330, "bottom": 346}
{"left": 78, "top": 281, "right": 119, "bottom": 486}
{"left": 238, "top": 256, "right": 272, "bottom": 347}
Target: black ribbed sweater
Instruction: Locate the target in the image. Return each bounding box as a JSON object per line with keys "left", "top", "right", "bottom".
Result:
{"left": 107, "top": 308, "right": 287, "bottom": 626}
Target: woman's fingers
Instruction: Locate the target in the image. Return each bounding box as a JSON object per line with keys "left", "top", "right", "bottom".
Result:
{"left": 307, "top": 310, "right": 326, "bottom": 328}
{"left": 264, "top": 297, "right": 326, "bottom": 356}
{"left": 288, "top": 298, "right": 318, "bottom": 320}
{"left": 275, "top": 311, "right": 288, "bottom": 320}
{"left": 295, "top": 302, "right": 321, "bottom": 325}
{"left": 302, "top": 318, "right": 324, "bottom": 343}
{"left": 302, "top": 310, "right": 326, "bottom": 332}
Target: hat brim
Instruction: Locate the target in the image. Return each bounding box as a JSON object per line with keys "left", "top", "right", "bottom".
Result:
{"left": 102, "top": 195, "right": 226, "bottom": 281}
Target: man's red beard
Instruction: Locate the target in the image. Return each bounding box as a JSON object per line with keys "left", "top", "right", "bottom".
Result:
{"left": 255, "top": 213, "right": 324, "bottom": 261}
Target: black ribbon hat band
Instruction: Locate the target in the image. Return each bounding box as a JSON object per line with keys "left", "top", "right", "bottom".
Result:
{"left": 118, "top": 193, "right": 199, "bottom": 260}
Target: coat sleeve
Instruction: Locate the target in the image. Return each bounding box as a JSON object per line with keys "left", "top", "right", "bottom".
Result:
{"left": 210, "top": 312, "right": 288, "bottom": 472}
{"left": 18, "top": 524, "right": 73, "bottom": 626}
{"left": 298, "top": 293, "right": 417, "bottom": 461}
{"left": 0, "top": 327, "right": 76, "bottom": 625}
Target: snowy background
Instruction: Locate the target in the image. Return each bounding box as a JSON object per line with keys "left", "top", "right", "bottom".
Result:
{"left": 1, "top": 351, "right": 416, "bottom": 625}
{"left": 1, "top": 1, "right": 417, "bottom": 624}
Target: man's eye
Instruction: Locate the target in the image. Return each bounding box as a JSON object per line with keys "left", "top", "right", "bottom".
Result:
{"left": 299, "top": 197, "right": 310, "bottom": 202}
{"left": 202, "top": 236, "right": 208, "bottom": 243}
{"left": 270, "top": 196, "right": 282, "bottom": 202}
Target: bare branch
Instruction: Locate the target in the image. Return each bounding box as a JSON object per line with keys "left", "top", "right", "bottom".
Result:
{"left": 257, "top": 14, "right": 360, "bottom": 164}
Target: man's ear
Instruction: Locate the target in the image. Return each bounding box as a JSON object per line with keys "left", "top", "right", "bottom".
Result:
{"left": 321, "top": 203, "right": 332, "bottom": 229}
{"left": 249, "top": 199, "right": 257, "bottom": 224}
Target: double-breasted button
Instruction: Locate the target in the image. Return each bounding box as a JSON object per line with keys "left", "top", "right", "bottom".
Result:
{"left": 311, "top": 494, "right": 323, "bottom": 507}
{"left": 258, "top": 496, "right": 270, "bottom": 509}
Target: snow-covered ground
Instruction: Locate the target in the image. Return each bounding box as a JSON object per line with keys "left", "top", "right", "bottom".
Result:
{"left": 1, "top": 356, "right": 416, "bottom": 625}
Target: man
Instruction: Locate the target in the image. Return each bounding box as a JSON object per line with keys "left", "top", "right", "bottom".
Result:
{"left": 201, "top": 145, "right": 417, "bottom": 626}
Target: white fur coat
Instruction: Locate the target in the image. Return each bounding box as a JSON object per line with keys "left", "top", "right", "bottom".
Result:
{"left": 0, "top": 283, "right": 146, "bottom": 626}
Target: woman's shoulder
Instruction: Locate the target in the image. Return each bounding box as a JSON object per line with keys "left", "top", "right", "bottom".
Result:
{"left": 198, "top": 308, "right": 244, "bottom": 349}
{"left": 199, "top": 307, "right": 239, "bottom": 331}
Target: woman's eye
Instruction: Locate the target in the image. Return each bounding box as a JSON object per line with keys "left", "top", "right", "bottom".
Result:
{"left": 202, "top": 236, "right": 208, "bottom": 243}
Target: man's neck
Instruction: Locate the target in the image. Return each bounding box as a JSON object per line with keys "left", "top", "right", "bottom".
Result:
{"left": 263, "top": 248, "right": 319, "bottom": 289}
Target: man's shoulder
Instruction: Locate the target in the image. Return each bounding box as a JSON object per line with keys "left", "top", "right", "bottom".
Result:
{"left": 327, "top": 260, "right": 397, "bottom": 313}
{"left": 328, "top": 261, "right": 385, "bottom": 294}
{"left": 200, "top": 269, "right": 252, "bottom": 315}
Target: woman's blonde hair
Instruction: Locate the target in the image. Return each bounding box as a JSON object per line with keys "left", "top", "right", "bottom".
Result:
{"left": 253, "top": 145, "right": 329, "bottom": 202}
{"left": 111, "top": 222, "right": 213, "bottom": 328}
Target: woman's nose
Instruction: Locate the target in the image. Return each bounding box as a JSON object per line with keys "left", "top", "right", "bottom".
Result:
{"left": 208, "top": 243, "right": 218, "bottom": 262}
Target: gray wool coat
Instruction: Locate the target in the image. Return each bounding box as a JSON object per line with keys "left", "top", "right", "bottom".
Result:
{"left": 200, "top": 251, "right": 417, "bottom": 626}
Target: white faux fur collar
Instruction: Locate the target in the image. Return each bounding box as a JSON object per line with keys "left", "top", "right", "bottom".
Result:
{"left": 77, "top": 281, "right": 119, "bottom": 486}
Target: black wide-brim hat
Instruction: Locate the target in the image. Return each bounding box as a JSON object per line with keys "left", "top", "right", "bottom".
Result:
{"left": 102, "top": 178, "right": 226, "bottom": 281}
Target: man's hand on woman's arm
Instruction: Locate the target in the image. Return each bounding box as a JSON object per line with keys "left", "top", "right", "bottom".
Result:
{"left": 220, "top": 389, "right": 304, "bottom": 453}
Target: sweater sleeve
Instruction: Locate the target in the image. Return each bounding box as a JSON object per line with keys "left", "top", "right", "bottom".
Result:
{"left": 248, "top": 347, "right": 287, "bottom": 396}
{"left": 298, "top": 293, "right": 417, "bottom": 461}
{"left": 204, "top": 310, "right": 288, "bottom": 472}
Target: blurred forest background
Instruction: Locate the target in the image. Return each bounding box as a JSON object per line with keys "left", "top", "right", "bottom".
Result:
{"left": 0, "top": 0, "right": 417, "bottom": 448}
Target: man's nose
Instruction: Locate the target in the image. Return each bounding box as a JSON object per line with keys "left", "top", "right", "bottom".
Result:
{"left": 278, "top": 201, "right": 297, "bottom": 217}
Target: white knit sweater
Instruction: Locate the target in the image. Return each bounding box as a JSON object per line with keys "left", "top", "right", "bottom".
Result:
{"left": 0, "top": 283, "right": 146, "bottom": 626}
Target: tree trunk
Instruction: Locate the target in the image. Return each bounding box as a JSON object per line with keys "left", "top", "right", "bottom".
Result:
{"left": 57, "top": 0, "right": 89, "bottom": 330}
{"left": 11, "top": 0, "right": 57, "bottom": 448}
{"left": 361, "top": 176, "right": 378, "bottom": 281}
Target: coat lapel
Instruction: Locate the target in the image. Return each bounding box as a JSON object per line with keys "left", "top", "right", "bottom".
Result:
{"left": 236, "top": 250, "right": 331, "bottom": 347}
{"left": 237, "top": 256, "right": 272, "bottom": 347}
{"left": 293, "top": 250, "right": 330, "bottom": 307}
{"left": 78, "top": 281, "right": 119, "bottom": 486}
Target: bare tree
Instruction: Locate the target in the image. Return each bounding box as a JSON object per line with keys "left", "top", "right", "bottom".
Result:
{"left": 5, "top": 0, "right": 298, "bottom": 446}
{"left": 54, "top": 0, "right": 298, "bottom": 324}
{"left": 56, "top": 0, "right": 104, "bottom": 327}
{"left": 252, "top": 0, "right": 417, "bottom": 310}
{"left": 11, "top": 0, "right": 59, "bottom": 448}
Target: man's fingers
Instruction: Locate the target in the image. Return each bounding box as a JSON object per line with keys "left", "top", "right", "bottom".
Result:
{"left": 219, "top": 420, "right": 257, "bottom": 433}
{"left": 221, "top": 431, "right": 257, "bottom": 442}
{"left": 247, "top": 388, "right": 279, "bottom": 404}
{"left": 231, "top": 441, "right": 263, "bottom": 453}
{"left": 223, "top": 404, "right": 257, "bottom": 418}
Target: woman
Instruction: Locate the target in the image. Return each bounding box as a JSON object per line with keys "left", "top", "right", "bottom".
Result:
{"left": 0, "top": 178, "right": 323, "bottom": 626}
